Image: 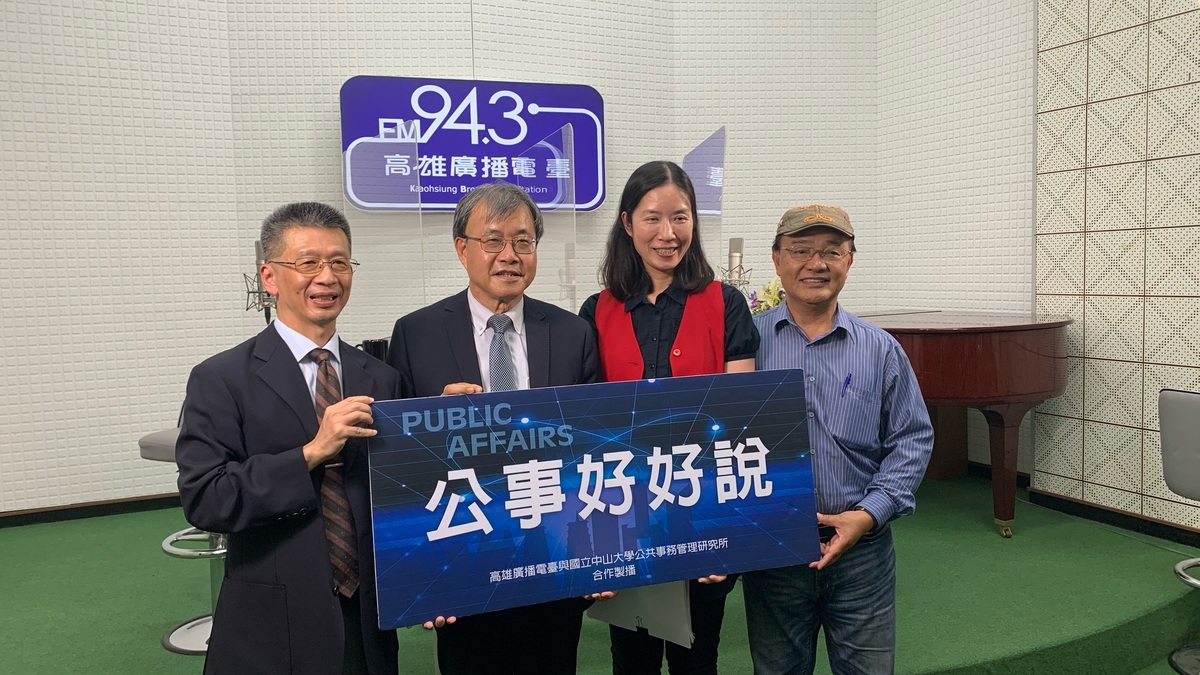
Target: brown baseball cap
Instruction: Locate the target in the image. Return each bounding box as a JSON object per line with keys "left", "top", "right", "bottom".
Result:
{"left": 776, "top": 204, "right": 854, "bottom": 239}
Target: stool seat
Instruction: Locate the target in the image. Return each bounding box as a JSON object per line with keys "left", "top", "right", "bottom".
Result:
{"left": 139, "top": 427, "right": 180, "bottom": 462}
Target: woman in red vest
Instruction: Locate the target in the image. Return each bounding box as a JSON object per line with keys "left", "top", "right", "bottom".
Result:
{"left": 579, "top": 160, "right": 759, "bottom": 675}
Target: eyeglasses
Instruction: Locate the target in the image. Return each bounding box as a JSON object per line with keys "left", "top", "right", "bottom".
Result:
{"left": 269, "top": 257, "right": 359, "bottom": 275}
{"left": 461, "top": 235, "right": 539, "bottom": 255}
{"left": 780, "top": 246, "right": 852, "bottom": 263}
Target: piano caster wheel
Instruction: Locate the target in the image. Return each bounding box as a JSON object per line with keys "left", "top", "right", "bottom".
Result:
{"left": 995, "top": 519, "right": 1013, "bottom": 538}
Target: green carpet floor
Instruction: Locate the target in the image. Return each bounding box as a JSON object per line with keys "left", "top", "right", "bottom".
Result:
{"left": 2, "top": 477, "right": 1198, "bottom": 674}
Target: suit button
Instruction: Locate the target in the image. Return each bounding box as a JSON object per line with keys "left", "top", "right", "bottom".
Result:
{"left": 672, "top": 348, "right": 681, "bottom": 357}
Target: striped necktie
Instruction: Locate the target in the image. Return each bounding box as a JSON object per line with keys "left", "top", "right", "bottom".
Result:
{"left": 487, "top": 314, "right": 518, "bottom": 392}
{"left": 310, "top": 348, "right": 359, "bottom": 598}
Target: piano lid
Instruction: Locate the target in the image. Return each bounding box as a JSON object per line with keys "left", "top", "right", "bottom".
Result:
{"left": 858, "top": 309, "right": 1072, "bottom": 334}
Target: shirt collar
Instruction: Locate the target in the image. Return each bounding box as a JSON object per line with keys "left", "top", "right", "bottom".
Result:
{"left": 624, "top": 282, "right": 689, "bottom": 311}
{"left": 830, "top": 305, "right": 854, "bottom": 337}
{"left": 768, "top": 303, "right": 852, "bottom": 343}
{"left": 467, "top": 291, "right": 525, "bottom": 336}
{"left": 272, "top": 319, "right": 342, "bottom": 364}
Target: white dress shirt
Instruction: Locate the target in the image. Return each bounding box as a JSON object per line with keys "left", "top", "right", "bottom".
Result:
{"left": 466, "top": 292, "right": 530, "bottom": 391}
{"left": 273, "top": 319, "right": 343, "bottom": 405}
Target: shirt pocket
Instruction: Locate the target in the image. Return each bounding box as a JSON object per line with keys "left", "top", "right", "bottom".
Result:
{"left": 827, "top": 384, "right": 883, "bottom": 452}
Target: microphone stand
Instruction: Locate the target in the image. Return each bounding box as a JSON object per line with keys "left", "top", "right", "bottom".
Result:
{"left": 244, "top": 240, "right": 275, "bottom": 325}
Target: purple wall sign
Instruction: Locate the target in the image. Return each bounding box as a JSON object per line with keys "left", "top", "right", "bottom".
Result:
{"left": 340, "top": 76, "right": 605, "bottom": 211}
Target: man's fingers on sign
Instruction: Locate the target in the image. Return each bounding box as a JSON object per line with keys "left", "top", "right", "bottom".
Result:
{"left": 422, "top": 615, "right": 457, "bottom": 630}
{"left": 441, "top": 382, "right": 483, "bottom": 396}
{"left": 325, "top": 397, "right": 376, "bottom": 432}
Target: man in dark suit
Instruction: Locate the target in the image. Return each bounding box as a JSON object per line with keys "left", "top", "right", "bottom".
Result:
{"left": 386, "top": 182, "right": 599, "bottom": 675}
{"left": 176, "top": 202, "right": 399, "bottom": 675}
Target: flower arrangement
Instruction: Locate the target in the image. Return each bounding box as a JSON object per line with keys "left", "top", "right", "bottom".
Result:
{"left": 748, "top": 276, "right": 784, "bottom": 315}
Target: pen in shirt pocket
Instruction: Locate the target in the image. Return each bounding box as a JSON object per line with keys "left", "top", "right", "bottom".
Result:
{"left": 841, "top": 373, "right": 852, "bottom": 397}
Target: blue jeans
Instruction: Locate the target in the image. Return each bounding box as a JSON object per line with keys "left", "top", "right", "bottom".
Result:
{"left": 742, "top": 526, "right": 896, "bottom": 675}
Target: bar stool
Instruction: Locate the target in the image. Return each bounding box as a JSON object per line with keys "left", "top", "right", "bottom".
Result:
{"left": 139, "top": 426, "right": 227, "bottom": 655}
{"left": 1159, "top": 388, "right": 1200, "bottom": 675}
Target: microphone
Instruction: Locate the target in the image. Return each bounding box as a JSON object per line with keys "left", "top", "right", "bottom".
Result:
{"left": 720, "top": 237, "right": 751, "bottom": 295}
{"left": 244, "top": 239, "right": 275, "bottom": 324}
{"left": 728, "top": 238, "right": 744, "bottom": 285}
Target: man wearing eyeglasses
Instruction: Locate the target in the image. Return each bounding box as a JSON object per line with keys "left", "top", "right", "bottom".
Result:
{"left": 386, "top": 181, "right": 598, "bottom": 675}
{"left": 176, "top": 202, "right": 400, "bottom": 675}
{"left": 742, "top": 204, "right": 933, "bottom": 675}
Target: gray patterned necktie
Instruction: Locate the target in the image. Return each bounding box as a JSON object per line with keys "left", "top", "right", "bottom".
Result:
{"left": 487, "top": 314, "right": 518, "bottom": 392}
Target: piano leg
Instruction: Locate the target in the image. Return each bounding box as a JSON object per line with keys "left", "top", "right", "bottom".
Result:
{"left": 979, "top": 403, "right": 1036, "bottom": 538}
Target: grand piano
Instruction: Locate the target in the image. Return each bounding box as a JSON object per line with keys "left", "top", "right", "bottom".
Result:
{"left": 860, "top": 311, "right": 1071, "bottom": 537}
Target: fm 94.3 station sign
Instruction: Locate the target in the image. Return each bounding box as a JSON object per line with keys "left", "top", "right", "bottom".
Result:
{"left": 340, "top": 76, "right": 605, "bottom": 211}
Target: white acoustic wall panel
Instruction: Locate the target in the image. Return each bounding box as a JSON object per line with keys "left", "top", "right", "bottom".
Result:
{"left": 875, "top": 0, "right": 1036, "bottom": 314}
{"left": 0, "top": 0, "right": 238, "bottom": 511}
{"left": 225, "top": 1, "right": 476, "bottom": 344}
{"left": 878, "top": 0, "right": 1038, "bottom": 473}
{"left": 1035, "top": 0, "right": 1200, "bottom": 528}
{"left": 672, "top": 2, "right": 878, "bottom": 292}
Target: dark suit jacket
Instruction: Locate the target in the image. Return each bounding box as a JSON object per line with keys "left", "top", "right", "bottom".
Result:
{"left": 385, "top": 290, "right": 599, "bottom": 672}
{"left": 386, "top": 290, "right": 598, "bottom": 397}
{"left": 176, "top": 325, "right": 400, "bottom": 675}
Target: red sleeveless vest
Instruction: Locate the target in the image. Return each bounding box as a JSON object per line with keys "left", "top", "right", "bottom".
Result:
{"left": 595, "top": 281, "right": 725, "bottom": 382}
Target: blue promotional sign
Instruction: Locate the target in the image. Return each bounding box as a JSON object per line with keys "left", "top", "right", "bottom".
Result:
{"left": 368, "top": 370, "right": 818, "bottom": 629}
{"left": 340, "top": 76, "right": 605, "bottom": 211}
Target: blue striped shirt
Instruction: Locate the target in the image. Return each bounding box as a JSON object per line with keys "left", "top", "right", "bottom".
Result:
{"left": 754, "top": 304, "right": 933, "bottom": 527}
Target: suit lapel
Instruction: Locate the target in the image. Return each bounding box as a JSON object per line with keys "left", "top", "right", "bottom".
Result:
{"left": 445, "top": 291, "right": 483, "bottom": 385}
{"left": 525, "top": 300, "right": 550, "bottom": 389}
{"left": 339, "top": 340, "right": 375, "bottom": 399}
{"left": 338, "top": 341, "right": 378, "bottom": 476}
{"left": 253, "top": 326, "right": 319, "bottom": 440}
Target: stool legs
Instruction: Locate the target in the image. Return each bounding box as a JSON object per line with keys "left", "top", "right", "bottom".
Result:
{"left": 161, "top": 528, "right": 226, "bottom": 655}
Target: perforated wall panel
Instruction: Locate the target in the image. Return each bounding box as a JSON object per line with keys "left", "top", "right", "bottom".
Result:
{"left": 1034, "top": 0, "right": 1200, "bottom": 528}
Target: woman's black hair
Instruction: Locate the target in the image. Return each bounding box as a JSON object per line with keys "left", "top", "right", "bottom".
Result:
{"left": 600, "top": 160, "right": 714, "bottom": 301}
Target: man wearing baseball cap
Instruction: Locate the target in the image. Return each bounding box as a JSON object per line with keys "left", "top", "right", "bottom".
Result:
{"left": 742, "top": 204, "right": 933, "bottom": 675}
